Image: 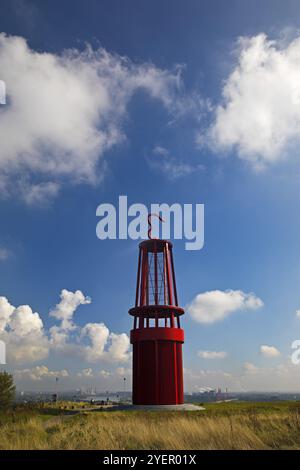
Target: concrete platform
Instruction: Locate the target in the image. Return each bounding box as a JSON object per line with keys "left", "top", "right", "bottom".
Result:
{"left": 115, "top": 403, "right": 205, "bottom": 411}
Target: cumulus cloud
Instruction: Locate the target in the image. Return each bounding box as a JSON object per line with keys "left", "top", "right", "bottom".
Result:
{"left": 184, "top": 367, "right": 234, "bottom": 392}
{"left": 260, "top": 345, "right": 281, "bottom": 358}
{"left": 14, "top": 365, "right": 68, "bottom": 381}
{"left": 243, "top": 362, "right": 259, "bottom": 374}
{"left": 107, "top": 333, "right": 131, "bottom": 362}
{"left": 187, "top": 289, "right": 263, "bottom": 324}
{"left": 115, "top": 366, "right": 131, "bottom": 377}
{"left": 241, "top": 359, "right": 300, "bottom": 391}
{"left": 77, "top": 368, "right": 94, "bottom": 378}
{"left": 99, "top": 369, "right": 112, "bottom": 378}
{"left": 205, "top": 33, "right": 300, "bottom": 168}
{"left": 295, "top": 309, "right": 300, "bottom": 318}
{"left": 20, "top": 181, "right": 60, "bottom": 207}
{"left": 178, "top": 358, "right": 300, "bottom": 393}
{"left": 0, "top": 297, "right": 49, "bottom": 363}
{"left": 0, "top": 296, "right": 15, "bottom": 331}
{"left": 49, "top": 290, "right": 131, "bottom": 363}
{"left": 0, "top": 33, "right": 185, "bottom": 201}
{"left": 0, "top": 289, "right": 130, "bottom": 366}
{"left": 197, "top": 350, "right": 227, "bottom": 359}
{"left": 80, "top": 324, "right": 131, "bottom": 363}
{"left": 76, "top": 366, "right": 131, "bottom": 379}
{"left": 50, "top": 289, "right": 91, "bottom": 331}
{"left": 48, "top": 294, "right": 81, "bottom": 352}
{"left": 80, "top": 322, "right": 110, "bottom": 361}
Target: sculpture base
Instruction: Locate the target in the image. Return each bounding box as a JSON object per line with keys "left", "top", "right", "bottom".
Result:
{"left": 117, "top": 403, "right": 205, "bottom": 411}
{"left": 131, "top": 328, "right": 184, "bottom": 405}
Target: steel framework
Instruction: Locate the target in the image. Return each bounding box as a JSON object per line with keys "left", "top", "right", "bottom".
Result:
{"left": 129, "top": 238, "right": 185, "bottom": 405}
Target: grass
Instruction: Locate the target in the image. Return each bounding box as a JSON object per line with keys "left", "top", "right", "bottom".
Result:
{"left": 1, "top": 401, "right": 300, "bottom": 450}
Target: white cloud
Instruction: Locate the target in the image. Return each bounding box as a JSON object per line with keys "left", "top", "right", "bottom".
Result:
{"left": 241, "top": 359, "right": 300, "bottom": 391}
{"left": 49, "top": 290, "right": 131, "bottom": 363}
{"left": 184, "top": 367, "right": 234, "bottom": 392}
{"left": 107, "top": 333, "right": 131, "bottom": 362}
{"left": 80, "top": 322, "right": 110, "bottom": 361}
{"left": 260, "top": 345, "right": 281, "bottom": 358}
{"left": 99, "top": 369, "right": 112, "bottom": 378}
{"left": 187, "top": 289, "right": 263, "bottom": 324}
{"left": 0, "top": 297, "right": 49, "bottom": 363}
{"left": 148, "top": 145, "right": 204, "bottom": 180}
{"left": 115, "top": 366, "right": 131, "bottom": 377}
{"left": 80, "top": 324, "right": 131, "bottom": 363}
{"left": 72, "top": 367, "right": 131, "bottom": 385}
{"left": 0, "top": 289, "right": 130, "bottom": 366}
{"left": 176, "top": 358, "right": 300, "bottom": 393}
{"left": 296, "top": 309, "right": 300, "bottom": 318}
{"left": 0, "top": 33, "right": 185, "bottom": 201}
{"left": 78, "top": 366, "right": 131, "bottom": 380}
{"left": 0, "top": 296, "right": 15, "bottom": 331}
{"left": 20, "top": 181, "right": 60, "bottom": 206}
{"left": 50, "top": 289, "right": 91, "bottom": 331}
{"left": 77, "top": 368, "right": 94, "bottom": 378}
{"left": 14, "top": 365, "right": 68, "bottom": 382}
{"left": 243, "top": 362, "right": 259, "bottom": 374}
{"left": 206, "top": 33, "right": 300, "bottom": 168}
{"left": 14, "top": 365, "right": 131, "bottom": 390}
{"left": 197, "top": 350, "right": 227, "bottom": 359}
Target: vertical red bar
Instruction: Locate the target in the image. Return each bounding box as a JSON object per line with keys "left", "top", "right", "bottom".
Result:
{"left": 176, "top": 344, "right": 184, "bottom": 404}
{"left": 145, "top": 251, "right": 149, "bottom": 327}
{"left": 170, "top": 247, "right": 178, "bottom": 306}
{"left": 139, "top": 249, "right": 146, "bottom": 328}
{"left": 163, "top": 247, "right": 167, "bottom": 306}
{"left": 173, "top": 342, "right": 178, "bottom": 404}
{"left": 145, "top": 252, "right": 149, "bottom": 306}
{"left": 165, "top": 243, "right": 174, "bottom": 306}
{"left": 155, "top": 340, "right": 159, "bottom": 404}
{"left": 154, "top": 241, "right": 158, "bottom": 305}
{"left": 139, "top": 248, "right": 145, "bottom": 306}
{"left": 135, "top": 247, "right": 142, "bottom": 307}
{"left": 140, "top": 248, "right": 148, "bottom": 308}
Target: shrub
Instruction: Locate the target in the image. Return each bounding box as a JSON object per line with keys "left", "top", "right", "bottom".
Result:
{"left": 0, "top": 371, "right": 15, "bottom": 409}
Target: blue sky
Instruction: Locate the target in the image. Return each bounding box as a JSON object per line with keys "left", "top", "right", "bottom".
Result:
{"left": 1, "top": 0, "right": 300, "bottom": 391}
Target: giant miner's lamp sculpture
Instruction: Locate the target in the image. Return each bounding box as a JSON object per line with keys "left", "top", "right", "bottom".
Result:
{"left": 129, "top": 216, "right": 185, "bottom": 405}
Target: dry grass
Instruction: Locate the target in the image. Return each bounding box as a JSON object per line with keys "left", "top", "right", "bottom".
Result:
{"left": 1, "top": 403, "right": 300, "bottom": 450}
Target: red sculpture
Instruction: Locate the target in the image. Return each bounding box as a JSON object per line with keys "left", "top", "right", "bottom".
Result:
{"left": 129, "top": 219, "right": 185, "bottom": 405}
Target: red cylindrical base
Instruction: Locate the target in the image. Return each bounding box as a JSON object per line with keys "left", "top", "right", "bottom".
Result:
{"left": 130, "top": 328, "right": 184, "bottom": 405}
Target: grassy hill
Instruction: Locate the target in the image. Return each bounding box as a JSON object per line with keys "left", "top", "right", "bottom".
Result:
{"left": 1, "top": 401, "right": 300, "bottom": 450}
